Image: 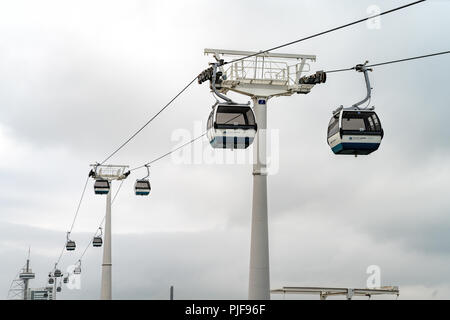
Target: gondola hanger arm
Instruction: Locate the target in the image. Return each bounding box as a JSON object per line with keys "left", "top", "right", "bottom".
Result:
{"left": 352, "top": 61, "right": 373, "bottom": 110}
{"left": 210, "top": 62, "right": 233, "bottom": 104}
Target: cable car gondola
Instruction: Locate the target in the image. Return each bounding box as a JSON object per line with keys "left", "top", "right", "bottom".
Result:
{"left": 207, "top": 103, "right": 257, "bottom": 149}
{"left": 54, "top": 269, "right": 62, "bottom": 277}
{"left": 63, "top": 277, "right": 68, "bottom": 284}
{"left": 93, "top": 227, "right": 103, "bottom": 247}
{"left": 74, "top": 261, "right": 81, "bottom": 275}
{"left": 327, "top": 107, "right": 383, "bottom": 155}
{"left": 94, "top": 179, "right": 110, "bottom": 195}
{"left": 93, "top": 236, "right": 103, "bottom": 247}
{"left": 205, "top": 61, "right": 257, "bottom": 150}
{"left": 327, "top": 62, "right": 384, "bottom": 156}
{"left": 66, "top": 240, "right": 76, "bottom": 251}
{"left": 66, "top": 232, "right": 76, "bottom": 251}
{"left": 135, "top": 180, "right": 151, "bottom": 196}
{"left": 48, "top": 277, "right": 54, "bottom": 285}
{"left": 134, "top": 165, "right": 151, "bottom": 196}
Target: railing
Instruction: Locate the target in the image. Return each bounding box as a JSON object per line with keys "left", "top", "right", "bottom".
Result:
{"left": 223, "top": 58, "right": 310, "bottom": 85}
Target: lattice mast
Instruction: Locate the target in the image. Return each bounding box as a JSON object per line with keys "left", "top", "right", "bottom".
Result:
{"left": 7, "top": 248, "right": 35, "bottom": 300}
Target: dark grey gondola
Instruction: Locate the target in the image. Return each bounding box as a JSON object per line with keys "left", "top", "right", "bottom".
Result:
{"left": 94, "top": 179, "right": 110, "bottom": 195}
{"left": 93, "top": 236, "right": 103, "bottom": 247}
{"left": 54, "top": 269, "right": 62, "bottom": 277}
{"left": 66, "top": 240, "right": 76, "bottom": 251}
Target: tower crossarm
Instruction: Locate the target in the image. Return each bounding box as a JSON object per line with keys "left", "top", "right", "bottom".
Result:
{"left": 204, "top": 48, "right": 318, "bottom": 98}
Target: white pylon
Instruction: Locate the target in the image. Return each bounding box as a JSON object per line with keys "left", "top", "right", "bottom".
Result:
{"left": 90, "top": 164, "right": 129, "bottom": 300}
{"left": 249, "top": 97, "right": 270, "bottom": 300}
{"left": 100, "top": 189, "right": 112, "bottom": 300}
{"left": 204, "top": 49, "right": 320, "bottom": 300}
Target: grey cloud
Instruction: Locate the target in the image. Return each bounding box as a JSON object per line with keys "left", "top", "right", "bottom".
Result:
{"left": 1, "top": 0, "right": 450, "bottom": 300}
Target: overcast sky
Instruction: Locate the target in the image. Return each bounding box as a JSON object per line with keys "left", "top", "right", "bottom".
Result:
{"left": 1, "top": 0, "right": 450, "bottom": 300}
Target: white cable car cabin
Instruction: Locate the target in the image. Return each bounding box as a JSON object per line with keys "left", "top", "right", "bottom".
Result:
{"left": 327, "top": 62, "right": 383, "bottom": 156}
{"left": 135, "top": 180, "right": 151, "bottom": 196}
{"left": 327, "top": 108, "right": 383, "bottom": 155}
{"left": 94, "top": 179, "right": 110, "bottom": 195}
{"left": 93, "top": 236, "right": 103, "bottom": 247}
{"left": 207, "top": 104, "right": 257, "bottom": 149}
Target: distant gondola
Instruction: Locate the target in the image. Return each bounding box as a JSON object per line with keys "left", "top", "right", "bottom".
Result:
{"left": 94, "top": 179, "right": 110, "bottom": 195}
{"left": 66, "top": 240, "right": 76, "bottom": 251}
{"left": 135, "top": 179, "right": 151, "bottom": 196}
{"left": 74, "top": 262, "right": 81, "bottom": 275}
{"left": 93, "top": 236, "right": 103, "bottom": 247}
{"left": 66, "top": 232, "right": 76, "bottom": 251}
{"left": 134, "top": 165, "right": 151, "bottom": 196}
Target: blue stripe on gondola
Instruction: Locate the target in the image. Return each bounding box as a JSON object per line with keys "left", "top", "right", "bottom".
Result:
{"left": 136, "top": 191, "right": 150, "bottom": 195}
{"left": 95, "top": 190, "right": 109, "bottom": 194}
{"left": 332, "top": 142, "right": 380, "bottom": 154}
{"left": 331, "top": 143, "right": 344, "bottom": 153}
